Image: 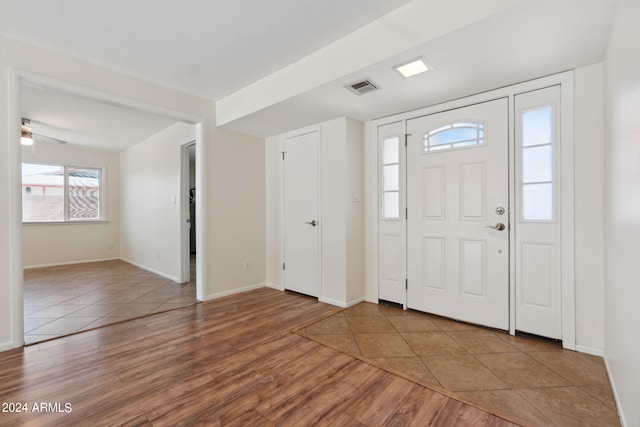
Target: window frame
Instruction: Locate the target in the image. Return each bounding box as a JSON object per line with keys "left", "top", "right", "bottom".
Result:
{"left": 423, "top": 120, "right": 486, "bottom": 153}
{"left": 21, "top": 161, "right": 107, "bottom": 224}
{"left": 381, "top": 135, "right": 401, "bottom": 220}
{"left": 519, "top": 105, "right": 558, "bottom": 223}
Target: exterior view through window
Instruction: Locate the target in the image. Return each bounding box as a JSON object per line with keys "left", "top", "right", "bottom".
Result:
{"left": 521, "top": 106, "right": 554, "bottom": 221}
{"left": 22, "top": 162, "right": 102, "bottom": 222}
{"left": 423, "top": 121, "right": 485, "bottom": 152}
{"left": 382, "top": 136, "right": 400, "bottom": 219}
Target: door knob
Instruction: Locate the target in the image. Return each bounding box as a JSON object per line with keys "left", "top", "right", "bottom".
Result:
{"left": 485, "top": 223, "right": 505, "bottom": 231}
{"left": 305, "top": 220, "right": 317, "bottom": 227}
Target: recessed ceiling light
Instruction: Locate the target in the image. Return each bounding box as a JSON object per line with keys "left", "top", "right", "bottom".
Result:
{"left": 394, "top": 58, "right": 431, "bottom": 78}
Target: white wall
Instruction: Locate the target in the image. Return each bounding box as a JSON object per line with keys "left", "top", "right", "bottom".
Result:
{"left": 345, "top": 118, "right": 365, "bottom": 303}
{"left": 573, "top": 63, "right": 605, "bottom": 354}
{"left": 0, "top": 35, "right": 265, "bottom": 351}
{"left": 206, "top": 126, "right": 266, "bottom": 298}
{"left": 320, "top": 119, "right": 348, "bottom": 305}
{"left": 265, "top": 117, "right": 365, "bottom": 306}
{"left": 603, "top": 0, "right": 640, "bottom": 425}
{"left": 120, "top": 122, "right": 194, "bottom": 281}
{"left": 21, "top": 143, "right": 120, "bottom": 267}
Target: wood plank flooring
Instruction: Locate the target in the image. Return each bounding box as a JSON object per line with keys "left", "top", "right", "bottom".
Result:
{"left": 0, "top": 288, "right": 519, "bottom": 426}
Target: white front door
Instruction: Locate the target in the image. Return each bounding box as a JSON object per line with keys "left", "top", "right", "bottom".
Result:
{"left": 406, "top": 98, "right": 509, "bottom": 330}
{"left": 283, "top": 130, "right": 320, "bottom": 297}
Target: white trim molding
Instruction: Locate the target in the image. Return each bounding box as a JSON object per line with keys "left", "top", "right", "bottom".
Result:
{"left": 604, "top": 356, "right": 629, "bottom": 427}
{"left": 24, "top": 257, "right": 120, "bottom": 270}
{"left": 206, "top": 283, "right": 265, "bottom": 301}
{"left": 119, "top": 258, "right": 182, "bottom": 283}
{"left": 8, "top": 68, "right": 209, "bottom": 349}
{"left": 318, "top": 296, "right": 348, "bottom": 308}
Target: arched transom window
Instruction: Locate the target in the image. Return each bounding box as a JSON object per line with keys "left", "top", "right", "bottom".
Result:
{"left": 423, "top": 121, "right": 485, "bottom": 152}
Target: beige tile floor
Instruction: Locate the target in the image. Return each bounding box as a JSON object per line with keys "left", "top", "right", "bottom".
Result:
{"left": 301, "top": 302, "right": 620, "bottom": 427}
{"left": 24, "top": 259, "right": 196, "bottom": 345}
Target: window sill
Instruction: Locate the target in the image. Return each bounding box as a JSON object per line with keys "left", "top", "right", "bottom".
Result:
{"left": 22, "top": 220, "right": 110, "bottom": 225}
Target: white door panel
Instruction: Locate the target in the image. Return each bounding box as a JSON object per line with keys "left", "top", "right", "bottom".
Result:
{"left": 283, "top": 131, "right": 319, "bottom": 297}
{"left": 407, "top": 98, "right": 509, "bottom": 330}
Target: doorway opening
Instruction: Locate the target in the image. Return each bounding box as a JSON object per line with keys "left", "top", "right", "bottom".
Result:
{"left": 373, "top": 72, "right": 575, "bottom": 348}
{"left": 13, "top": 72, "right": 205, "bottom": 345}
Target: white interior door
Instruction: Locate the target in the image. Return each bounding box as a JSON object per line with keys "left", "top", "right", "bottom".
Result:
{"left": 406, "top": 98, "right": 509, "bottom": 330}
{"left": 283, "top": 130, "right": 320, "bottom": 297}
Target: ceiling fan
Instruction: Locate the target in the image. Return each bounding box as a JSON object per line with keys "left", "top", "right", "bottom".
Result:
{"left": 21, "top": 118, "right": 68, "bottom": 146}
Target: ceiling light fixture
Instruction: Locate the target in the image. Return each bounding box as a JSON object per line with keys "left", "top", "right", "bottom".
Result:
{"left": 21, "top": 118, "right": 34, "bottom": 146}
{"left": 394, "top": 58, "right": 431, "bottom": 78}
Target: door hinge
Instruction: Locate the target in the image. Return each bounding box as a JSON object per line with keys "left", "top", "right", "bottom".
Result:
{"left": 282, "top": 262, "right": 285, "bottom": 270}
{"left": 404, "top": 133, "right": 411, "bottom": 147}
{"left": 281, "top": 151, "right": 286, "bottom": 160}
{"left": 405, "top": 278, "right": 408, "bottom": 290}
{"left": 405, "top": 208, "right": 408, "bottom": 220}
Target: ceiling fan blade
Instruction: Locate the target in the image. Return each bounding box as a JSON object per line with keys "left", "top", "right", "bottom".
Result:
{"left": 31, "top": 132, "right": 68, "bottom": 144}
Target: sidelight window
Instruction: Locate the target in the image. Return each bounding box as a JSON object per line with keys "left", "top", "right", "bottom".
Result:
{"left": 520, "top": 106, "right": 555, "bottom": 221}
{"left": 382, "top": 136, "right": 400, "bottom": 219}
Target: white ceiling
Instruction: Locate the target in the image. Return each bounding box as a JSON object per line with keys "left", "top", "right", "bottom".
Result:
{"left": 219, "top": 0, "right": 618, "bottom": 136}
{"left": 21, "top": 83, "right": 178, "bottom": 152}
{"left": 0, "top": 0, "right": 412, "bottom": 99}
{"left": 1, "top": 0, "right": 619, "bottom": 144}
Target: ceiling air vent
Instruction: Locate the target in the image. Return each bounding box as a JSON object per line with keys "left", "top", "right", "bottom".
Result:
{"left": 345, "top": 79, "right": 379, "bottom": 96}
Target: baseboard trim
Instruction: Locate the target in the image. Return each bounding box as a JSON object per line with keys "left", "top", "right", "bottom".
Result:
{"left": 363, "top": 296, "right": 377, "bottom": 304}
{"left": 318, "top": 297, "right": 347, "bottom": 308}
{"left": 206, "top": 283, "right": 265, "bottom": 301}
{"left": 575, "top": 344, "right": 604, "bottom": 357}
{"left": 24, "top": 257, "right": 120, "bottom": 270}
{"left": 604, "top": 355, "right": 628, "bottom": 427}
{"left": 120, "top": 258, "right": 181, "bottom": 283}
{"left": 265, "top": 282, "right": 284, "bottom": 291}
{"left": 0, "top": 340, "right": 16, "bottom": 353}
{"left": 317, "top": 296, "right": 370, "bottom": 308}
{"left": 346, "top": 297, "right": 366, "bottom": 307}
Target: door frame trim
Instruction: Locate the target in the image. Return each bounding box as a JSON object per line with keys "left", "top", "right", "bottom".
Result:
{"left": 181, "top": 141, "right": 196, "bottom": 284}
{"left": 367, "top": 71, "right": 575, "bottom": 349}
{"left": 8, "top": 69, "right": 209, "bottom": 349}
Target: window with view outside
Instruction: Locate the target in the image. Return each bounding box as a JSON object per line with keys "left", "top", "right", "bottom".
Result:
{"left": 22, "top": 163, "right": 102, "bottom": 222}
{"left": 423, "top": 121, "right": 485, "bottom": 152}
{"left": 521, "top": 106, "right": 554, "bottom": 221}
{"left": 382, "top": 136, "right": 400, "bottom": 219}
